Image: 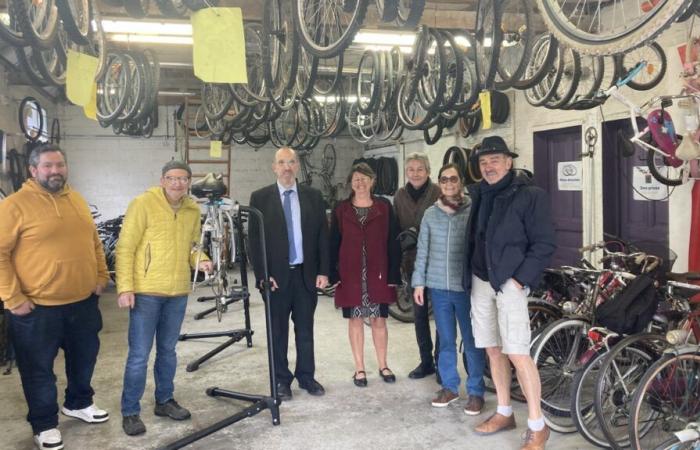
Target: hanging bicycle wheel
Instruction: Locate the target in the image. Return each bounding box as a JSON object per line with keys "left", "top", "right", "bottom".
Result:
{"left": 615, "top": 42, "right": 667, "bottom": 91}
{"left": 647, "top": 149, "right": 687, "bottom": 186}
{"left": 474, "top": 0, "right": 502, "bottom": 90}
{"left": 536, "top": 0, "right": 693, "bottom": 55}
{"left": 293, "top": 0, "right": 369, "bottom": 57}
{"left": 495, "top": 0, "right": 532, "bottom": 90}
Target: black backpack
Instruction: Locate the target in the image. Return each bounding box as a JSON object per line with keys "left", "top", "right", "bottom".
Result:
{"left": 595, "top": 273, "right": 658, "bottom": 335}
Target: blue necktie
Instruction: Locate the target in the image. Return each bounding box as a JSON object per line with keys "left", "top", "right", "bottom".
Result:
{"left": 283, "top": 190, "right": 297, "bottom": 263}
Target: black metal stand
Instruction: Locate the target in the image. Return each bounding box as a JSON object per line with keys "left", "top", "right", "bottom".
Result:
{"left": 161, "top": 205, "right": 279, "bottom": 450}
{"left": 178, "top": 207, "right": 254, "bottom": 372}
{"left": 192, "top": 286, "right": 248, "bottom": 321}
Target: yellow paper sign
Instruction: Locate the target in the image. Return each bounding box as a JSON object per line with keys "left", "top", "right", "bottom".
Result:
{"left": 83, "top": 83, "right": 97, "bottom": 120}
{"left": 66, "top": 50, "right": 99, "bottom": 106}
{"left": 192, "top": 8, "right": 248, "bottom": 83}
{"left": 479, "top": 90, "right": 492, "bottom": 130}
{"left": 210, "top": 140, "right": 223, "bottom": 158}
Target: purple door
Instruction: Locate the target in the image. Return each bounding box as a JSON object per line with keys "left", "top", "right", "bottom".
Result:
{"left": 533, "top": 126, "right": 583, "bottom": 267}
{"left": 603, "top": 119, "right": 671, "bottom": 268}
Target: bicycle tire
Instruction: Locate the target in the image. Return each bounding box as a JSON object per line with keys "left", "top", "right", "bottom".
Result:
{"left": 647, "top": 149, "right": 687, "bottom": 187}
{"left": 18, "top": 97, "right": 44, "bottom": 142}
{"left": 394, "top": 0, "right": 424, "bottom": 28}
{"left": 615, "top": 42, "right": 667, "bottom": 91}
{"left": 96, "top": 53, "right": 131, "bottom": 124}
{"left": 437, "top": 30, "right": 464, "bottom": 112}
{"left": 416, "top": 28, "right": 448, "bottom": 113}
{"left": 530, "top": 317, "right": 590, "bottom": 433}
{"left": 594, "top": 333, "right": 665, "bottom": 448}
{"left": 494, "top": 0, "right": 532, "bottom": 91}
{"left": 122, "top": 0, "right": 149, "bottom": 17}
{"left": 571, "top": 349, "right": 610, "bottom": 448}
{"left": 294, "top": 0, "right": 369, "bottom": 58}
{"left": 202, "top": 83, "right": 234, "bottom": 121}
{"left": 376, "top": 0, "right": 398, "bottom": 22}
{"left": 155, "top": 0, "right": 188, "bottom": 17}
{"left": 475, "top": 0, "right": 502, "bottom": 90}
{"left": 55, "top": 0, "right": 89, "bottom": 45}
{"left": 535, "top": 0, "right": 693, "bottom": 55}
{"left": 628, "top": 352, "right": 700, "bottom": 450}
{"left": 524, "top": 43, "right": 564, "bottom": 108}
{"left": 562, "top": 54, "right": 604, "bottom": 110}
{"left": 422, "top": 116, "right": 444, "bottom": 145}
{"left": 544, "top": 47, "right": 581, "bottom": 110}
{"left": 0, "top": 2, "right": 27, "bottom": 47}
{"left": 653, "top": 436, "right": 698, "bottom": 450}
{"left": 513, "top": 33, "right": 558, "bottom": 90}
{"left": 11, "top": 0, "right": 58, "bottom": 49}
{"left": 357, "top": 49, "right": 382, "bottom": 114}
{"left": 31, "top": 41, "right": 67, "bottom": 87}
{"left": 263, "top": 0, "right": 300, "bottom": 108}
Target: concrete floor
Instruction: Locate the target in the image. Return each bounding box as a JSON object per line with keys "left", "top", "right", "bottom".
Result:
{"left": 0, "top": 282, "right": 595, "bottom": 450}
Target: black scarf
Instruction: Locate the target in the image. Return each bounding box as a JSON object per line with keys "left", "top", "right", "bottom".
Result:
{"left": 476, "top": 171, "right": 514, "bottom": 236}
{"left": 406, "top": 178, "right": 431, "bottom": 202}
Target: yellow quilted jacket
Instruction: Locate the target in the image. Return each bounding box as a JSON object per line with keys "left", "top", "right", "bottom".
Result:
{"left": 116, "top": 187, "right": 208, "bottom": 296}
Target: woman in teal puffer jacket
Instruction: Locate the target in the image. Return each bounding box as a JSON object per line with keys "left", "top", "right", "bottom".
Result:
{"left": 412, "top": 163, "right": 486, "bottom": 414}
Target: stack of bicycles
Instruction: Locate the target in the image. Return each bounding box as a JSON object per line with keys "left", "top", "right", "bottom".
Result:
{"left": 522, "top": 239, "right": 700, "bottom": 449}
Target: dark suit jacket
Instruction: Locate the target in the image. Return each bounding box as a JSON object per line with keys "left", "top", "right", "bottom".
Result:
{"left": 248, "top": 183, "right": 329, "bottom": 293}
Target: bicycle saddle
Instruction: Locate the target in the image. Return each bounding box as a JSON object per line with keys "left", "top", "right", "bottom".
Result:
{"left": 191, "top": 173, "right": 227, "bottom": 199}
{"left": 647, "top": 109, "right": 683, "bottom": 168}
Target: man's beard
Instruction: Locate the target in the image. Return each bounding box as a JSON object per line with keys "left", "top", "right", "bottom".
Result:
{"left": 39, "top": 175, "right": 65, "bottom": 193}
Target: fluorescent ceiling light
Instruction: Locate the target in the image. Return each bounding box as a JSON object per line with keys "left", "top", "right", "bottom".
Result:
{"left": 101, "top": 19, "right": 192, "bottom": 35}
{"left": 353, "top": 31, "right": 416, "bottom": 47}
{"left": 108, "top": 34, "right": 193, "bottom": 45}
{"left": 362, "top": 44, "right": 413, "bottom": 54}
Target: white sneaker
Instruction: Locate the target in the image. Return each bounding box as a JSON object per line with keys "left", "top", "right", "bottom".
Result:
{"left": 34, "top": 428, "right": 63, "bottom": 450}
{"left": 61, "top": 403, "right": 110, "bottom": 423}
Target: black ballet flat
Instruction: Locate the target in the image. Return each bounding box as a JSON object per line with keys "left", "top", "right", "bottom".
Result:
{"left": 353, "top": 371, "right": 368, "bottom": 387}
{"left": 379, "top": 367, "right": 396, "bottom": 383}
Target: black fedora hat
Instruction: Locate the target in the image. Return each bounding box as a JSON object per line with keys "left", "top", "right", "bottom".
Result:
{"left": 472, "top": 136, "right": 519, "bottom": 159}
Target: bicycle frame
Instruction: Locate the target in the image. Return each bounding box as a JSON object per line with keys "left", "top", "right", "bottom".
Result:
{"left": 606, "top": 61, "right": 700, "bottom": 184}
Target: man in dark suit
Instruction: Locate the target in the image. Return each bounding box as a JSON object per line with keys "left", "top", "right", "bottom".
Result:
{"left": 248, "top": 147, "right": 329, "bottom": 400}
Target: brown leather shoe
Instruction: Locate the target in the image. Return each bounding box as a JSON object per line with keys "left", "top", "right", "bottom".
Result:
{"left": 463, "top": 395, "right": 484, "bottom": 416}
{"left": 520, "top": 426, "right": 550, "bottom": 450}
{"left": 474, "top": 412, "right": 516, "bottom": 436}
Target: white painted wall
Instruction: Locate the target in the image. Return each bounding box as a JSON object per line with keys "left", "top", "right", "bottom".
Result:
{"left": 58, "top": 104, "right": 364, "bottom": 220}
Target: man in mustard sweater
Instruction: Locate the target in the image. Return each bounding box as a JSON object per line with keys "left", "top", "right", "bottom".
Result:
{"left": 116, "top": 161, "right": 212, "bottom": 436}
{"left": 0, "top": 144, "right": 110, "bottom": 450}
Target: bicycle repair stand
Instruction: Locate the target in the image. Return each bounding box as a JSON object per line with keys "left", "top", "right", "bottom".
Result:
{"left": 161, "top": 206, "right": 280, "bottom": 450}
{"left": 178, "top": 205, "right": 254, "bottom": 372}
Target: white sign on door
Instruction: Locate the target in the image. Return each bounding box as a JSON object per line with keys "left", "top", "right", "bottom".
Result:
{"left": 632, "top": 166, "right": 668, "bottom": 201}
{"left": 557, "top": 161, "right": 582, "bottom": 191}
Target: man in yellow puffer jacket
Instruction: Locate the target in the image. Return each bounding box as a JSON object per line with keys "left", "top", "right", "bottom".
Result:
{"left": 0, "top": 144, "right": 110, "bottom": 450}
{"left": 115, "top": 161, "right": 212, "bottom": 437}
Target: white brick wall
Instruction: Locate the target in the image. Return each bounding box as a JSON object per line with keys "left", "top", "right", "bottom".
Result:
{"left": 57, "top": 103, "right": 363, "bottom": 219}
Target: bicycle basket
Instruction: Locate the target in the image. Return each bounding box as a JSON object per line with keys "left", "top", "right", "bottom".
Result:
{"left": 631, "top": 240, "right": 677, "bottom": 273}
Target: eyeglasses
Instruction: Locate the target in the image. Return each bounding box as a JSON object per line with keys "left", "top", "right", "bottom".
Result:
{"left": 164, "top": 176, "right": 190, "bottom": 184}
{"left": 439, "top": 175, "right": 460, "bottom": 184}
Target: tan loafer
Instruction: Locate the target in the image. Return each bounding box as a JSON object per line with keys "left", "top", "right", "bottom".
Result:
{"left": 474, "top": 412, "right": 516, "bottom": 436}
{"left": 520, "top": 426, "right": 550, "bottom": 450}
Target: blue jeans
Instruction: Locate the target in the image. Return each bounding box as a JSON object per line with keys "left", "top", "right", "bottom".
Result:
{"left": 430, "top": 288, "right": 486, "bottom": 396}
{"left": 8, "top": 294, "right": 102, "bottom": 434}
{"left": 121, "top": 294, "right": 187, "bottom": 416}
